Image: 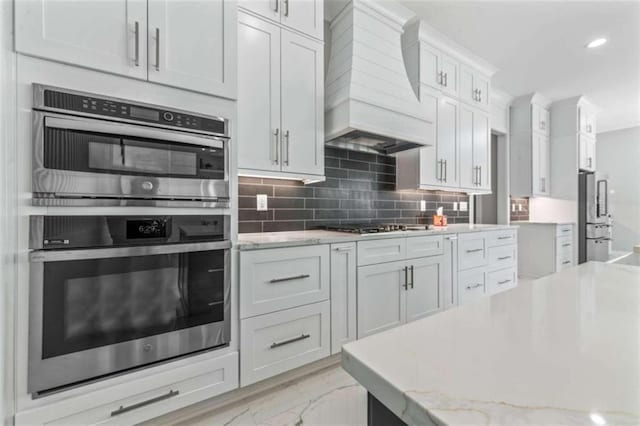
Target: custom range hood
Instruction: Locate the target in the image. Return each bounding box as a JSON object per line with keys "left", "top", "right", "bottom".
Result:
{"left": 325, "top": 0, "right": 432, "bottom": 155}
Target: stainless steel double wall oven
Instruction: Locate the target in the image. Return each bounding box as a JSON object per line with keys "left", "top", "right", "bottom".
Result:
{"left": 28, "top": 85, "right": 232, "bottom": 395}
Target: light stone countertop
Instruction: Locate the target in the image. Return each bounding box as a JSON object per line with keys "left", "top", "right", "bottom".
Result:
{"left": 236, "top": 224, "right": 518, "bottom": 250}
{"left": 511, "top": 221, "right": 576, "bottom": 226}
{"left": 342, "top": 262, "right": 640, "bottom": 425}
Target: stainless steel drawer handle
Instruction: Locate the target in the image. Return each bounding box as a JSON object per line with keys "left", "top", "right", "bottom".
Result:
{"left": 562, "top": 260, "right": 571, "bottom": 265}
{"left": 155, "top": 27, "right": 160, "bottom": 71}
{"left": 269, "top": 274, "right": 310, "bottom": 283}
{"left": 497, "top": 256, "right": 511, "bottom": 260}
{"left": 466, "top": 248, "right": 483, "bottom": 253}
{"left": 133, "top": 21, "right": 140, "bottom": 66}
{"left": 466, "top": 283, "right": 483, "bottom": 290}
{"left": 270, "top": 333, "right": 310, "bottom": 349}
{"left": 562, "top": 243, "right": 571, "bottom": 247}
{"left": 562, "top": 229, "right": 570, "bottom": 232}
{"left": 497, "top": 236, "right": 512, "bottom": 240}
{"left": 497, "top": 279, "right": 511, "bottom": 285}
{"left": 334, "top": 247, "right": 353, "bottom": 252}
{"left": 111, "top": 390, "right": 179, "bottom": 417}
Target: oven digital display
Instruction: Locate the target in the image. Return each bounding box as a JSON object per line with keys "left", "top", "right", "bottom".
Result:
{"left": 126, "top": 219, "right": 167, "bottom": 239}
{"left": 130, "top": 106, "right": 160, "bottom": 121}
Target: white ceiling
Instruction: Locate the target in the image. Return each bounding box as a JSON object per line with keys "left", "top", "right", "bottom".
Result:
{"left": 393, "top": 0, "right": 640, "bottom": 133}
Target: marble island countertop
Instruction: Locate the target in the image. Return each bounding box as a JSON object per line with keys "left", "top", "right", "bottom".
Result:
{"left": 236, "top": 224, "right": 517, "bottom": 250}
{"left": 342, "top": 262, "right": 640, "bottom": 425}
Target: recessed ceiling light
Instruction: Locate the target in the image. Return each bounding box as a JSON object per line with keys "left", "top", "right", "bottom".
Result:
{"left": 586, "top": 38, "right": 607, "bottom": 48}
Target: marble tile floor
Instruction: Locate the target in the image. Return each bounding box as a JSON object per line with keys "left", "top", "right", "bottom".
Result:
{"left": 167, "top": 366, "right": 367, "bottom": 426}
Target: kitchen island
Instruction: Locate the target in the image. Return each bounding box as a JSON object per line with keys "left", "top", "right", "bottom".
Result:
{"left": 342, "top": 262, "right": 640, "bottom": 425}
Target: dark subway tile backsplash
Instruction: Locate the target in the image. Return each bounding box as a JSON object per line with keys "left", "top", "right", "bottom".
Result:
{"left": 510, "top": 197, "right": 530, "bottom": 222}
{"left": 238, "top": 147, "right": 470, "bottom": 233}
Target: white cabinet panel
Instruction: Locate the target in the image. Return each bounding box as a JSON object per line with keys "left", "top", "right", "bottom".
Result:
{"left": 459, "top": 66, "right": 475, "bottom": 106}
{"left": 475, "top": 73, "right": 490, "bottom": 110}
{"left": 240, "top": 301, "right": 330, "bottom": 386}
{"left": 357, "top": 238, "right": 406, "bottom": 266}
{"left": 437, "top": 96, "right": 459, "bottom": 187}
{"left": 487, "top": 244, "right": 517, "bottom": 270}
{"left": 532, "top": 133, "right": 550, "bottom": 196}
{"left": 440, "top": 54, "right": 459, "bottom": 97}
{"left": 486, "top": 229, "right": 517, "bottom": 247}
{"left": 357, "top": 261, "right": 406, "bottom": 338}
{"left": 281, "top": 0, "right": 323, "bottom": 40}
{"left": 15, "top": 0, "right": 148, "bottom": 79}
{"left": 406, "top": 256, "right": 444, "bottom": 322}
{"left": 147, "top": 0, "right": 236, "bottom": 97}
{"left": 240, "top": 245, "right": 330, "bottom": 318}
{"left": 459, "top": 105, "right": 475, "bottom": 189}
{"left": 280, "top": 31, "right": 324, "bottom": 176}
{"left": 486, "top": 267, "right": 517, "bottom": 295}
{"left": 419, "top": 43, "right": 442, "bottom": 91}
{"left": 458, "top": 233, "right": 488, "bottom": 271}
{"left": 330, "top": 243, "right": 357, "bottom": 355}
{"left": 406, "top": 235, "right": 444, "bottom": 259}
{"left": 579, "top": 133, "right": 596, "bottom": 172}
{"left": 473, "top": 110, "right": 491, "bottom": 191}
{"left": 579, "top": 105, "right": 596, "bottom": 135}
{"left": 416, "top": 88, "right": 440, "bottom": 187}
{"left": 238, "top": 13, "right": 282, "bottom": 172}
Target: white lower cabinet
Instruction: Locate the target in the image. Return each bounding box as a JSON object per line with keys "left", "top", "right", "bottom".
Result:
{"left": 517, "top": 223, "right": 574, "bottom": 278}
{"left": 486, "top": 267, "right": 517, "bottom": 294}
{"left": 405, "top": 256, "right": 446, "bottom": 322}
{"left": 458, "top": 267, "right": 486, "bottom": 305}
{"left": 240, "top": 301, "right": 330, "bottom": 386}
{"left": 330, "top": 243, "right": 357, "bottom": 354}
{"left": 15, "top": 352, "right": 238, "bottom": 426}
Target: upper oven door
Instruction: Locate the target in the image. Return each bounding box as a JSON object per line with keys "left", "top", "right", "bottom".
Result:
{"left": 33, "top": 112, "right": 229, "bottom": 203}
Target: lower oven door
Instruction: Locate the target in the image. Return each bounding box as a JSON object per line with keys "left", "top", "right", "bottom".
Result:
{"left": 28, "top": 241, "right": 231, "bottom": 394}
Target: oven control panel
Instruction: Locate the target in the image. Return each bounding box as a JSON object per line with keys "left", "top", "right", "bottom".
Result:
{"left": 39, "top": 87, "right": 227, "bottom": 136}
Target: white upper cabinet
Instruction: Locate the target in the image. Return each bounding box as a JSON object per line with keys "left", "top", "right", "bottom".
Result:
{"left": 460, "top": 105, "right": 490, "bottom": 191}
{"left": 237, "top": 11, "right": 324, "bottom": 180}
{"left": 238, "top": 0, "right": 323, "bottom": 40}
{"left": 532, "top": 132, "right": 550, "bottom": 196}
{"left": 579, "top": 105, "right": 597, "bottom": 136}
{"left": 419, "top": 43, "right": 459, "bottom": 97}
{"left": 532, "top": 103, "right": 550, "bottom": 136}
{"left": 280, "top": 31, "right": 324, "bottom": 176}
{"left": 460, "top": 64, "right": 490, "bottom": 110}
{"left": 15, "top": 0, "right": 236, "bottom": 98}
{"left": 579, "top": 133, "right": 596, "bottom": 172}
{"left": 436, "top": 96, "right": 460, "bottom": 188}
{"left": 15, "top": 0, "right": 148, "bottom": 79}
{"left": 237, "top": 13, "right": 281, "bottom": 173}
{"left": 147, "top": 0, "right": 236, "bottom": 98}
{"left": 439, "top": 54, "right": 459, "bottom": 97}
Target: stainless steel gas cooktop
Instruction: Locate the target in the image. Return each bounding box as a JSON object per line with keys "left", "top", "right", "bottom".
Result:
{"left": 324, "top": 223, "right": 429, "bottom": 234}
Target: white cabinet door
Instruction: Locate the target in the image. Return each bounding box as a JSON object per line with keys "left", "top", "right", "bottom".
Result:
{"left": 238, "top": 13, "right": 282, "bottom": 172}
{"left": 437, "top": 96, "right": 459, "bottom": 187}
{"left": 330, "top": 243, "right": 357, "bottom": 355}
{"left": 579, "top": 133, "right": 596, "bottom": 172}
{"left": 281, "top": 31, "right": 324, "bottom": 176}
{"left": 579, "top": 106, "right": 596, "bottom": 135}
{"left": 458, "top": 267, "right": 486, "bottom": 305}
{"left": 533, "top": 134, "right": 550, "bottom": 196}
{"left": 148, "top": 0, "right": 236, "bottom": 98}
{"left": 440, "top": 54, "right": 459, "bottom": 97}
{"left": 474, "top": 73, "right": 490, "bottom": 110}
{"left": 406, "top": 256, "right": 444, "bottom": 322}
{"left": 459, "top": 66, "right": 475, "bottom": 106}
{"left": 357, "top": 261, "right": 406, "bottom": 338}
{"left": 459, "top": 104, "right": 475, "bottom": 189}
{"left": 281, "top": 0, "right": 323, "bottom": 40}
{"left": 15, "top": 0, "right": 147, "bottom": 79}
{"left": 531, "top": 104, "right": 549, "bottom": 135}
{"left": 420, "top": 43, "right": 442, "bottom": 91}
{"left": 473, "top": 110, "right": 491, "bottom": 191}
{"left": 238, "top": 0, "right": 280, "bottom": 22}
{"left": 418, "top": 88, "right": 440, "bottom": 187}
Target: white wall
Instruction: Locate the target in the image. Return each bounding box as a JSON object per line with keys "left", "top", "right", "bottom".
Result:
{"left": 596, "top": 126, "right": 640, "bottom": 251}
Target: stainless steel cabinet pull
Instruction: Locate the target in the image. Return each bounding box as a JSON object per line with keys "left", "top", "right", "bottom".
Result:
{"left": 497, "top": 236, "right": 512, "bottom": 240}
{"left": 444, "top": 160, "right": 448, "bottom": 182}
{"left": 403, "top": 266, "right": 408, "bottom": 290}
{"left": 284, "top": 130, "right": 290, "bottom": 166}
{"left": 111, "top": 390, "right": 179, "bottom": 417}
{"left": 334, "top": 246, "right": 352, "bottom": 252}
{"left": 155, "top": 28, "right": 160, "bottom": 71}
{"left": 497, "top": 256, "right": 511, "bottom": 260}
{"left": 409, "top": 265, "right": 414, "bottom": 289}
{"left": 466, "top": 283, "right": 482, "bottom": 290}
{"left": 497, "top": 279, "right": 511, "bottom": 285}
{"left": 284, "top": 0, "right": 289, "bottom": 16}
{"left": 438, "top": 159, "right": 443, "bottom": 181}
{"left": 437, "top": 71, "right": 443, "bottom": 85}
{"left": 269, "top": 274, "right": 310, "bottom": 283}
{"left": 562, "top": 229, "right": 570, "bottom": 232}
{"left": 444, "top": 72, "right": 448, "bottom": 87}
{"left": 478, "top": 166, "right": 482, "bottom": 186}
{"left": 270, "top": 333, "right": 310, "bottom": 349}
{"left": 466, "top": 248, "right": 483, "bottom": 253}
{"left": 133, "top": 21, "right": 140, "bottom": 66}
{"left": 562, "top": 243, "right": 571, "bottom": 247}
{"left": 478, "top": 89, "right": 481, "bottom": 102}
{"left": 274, "top": 0, "right": 278, "bottom": 12}
{"left": 562, "top": 260, "right": 571, "bottom": 265}
{"left": 588, "top": 157, "right": 592, "bottom": 168}
{"left": 273, "top": 128, "right": 280, "bottom": 164}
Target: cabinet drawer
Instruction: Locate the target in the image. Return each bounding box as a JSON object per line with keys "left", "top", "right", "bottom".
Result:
{"left": 486, "top": 229, "right": 517, "bottom": 247}
{"left": 358, "top": 238, "right": 406, "bottom": 266}
{"left": 21, "top": 352, "right": 239, "bottom": 426}
{"left": 458, "top": 233, "right": 488, "bottom": 270}
{"left": 557, "top": 235, "right": 573, "bottom": 251}
{"left": 556, "top": 243, "right": 574, "bottom": 271}
{"left": 487, "top": 267, "right": 517, "bottom": 295}
{"left": 406, "top": 235, "right": 444, "bottom": 259}
{"left": 458, "top": 268, "right": 486, "bottom": 305}
{"left": 240, "top": 301, "right": 330, "bottom": 386}
{"left": 487, "top": 244, "right": 517, "bottom": 270}
{"left": 240, "top": 245, "right": 330, "bottom": 318}
{"left": 556, "top": 224, "right": 574, "bottom": 237}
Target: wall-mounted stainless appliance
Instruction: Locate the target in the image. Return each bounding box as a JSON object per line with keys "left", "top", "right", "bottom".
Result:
{"left": 579, "top": 172, "right": 612, "bottom": 263}
{"left": 28, "top": 215, "right": 230, "bottom": 394}
{"left": 32, "top": 84, "right": 230, "bottom": 207}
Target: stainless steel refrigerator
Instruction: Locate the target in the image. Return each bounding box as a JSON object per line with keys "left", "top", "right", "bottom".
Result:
{"left": 578, "top": 172, "right": 612, "bottom": 263}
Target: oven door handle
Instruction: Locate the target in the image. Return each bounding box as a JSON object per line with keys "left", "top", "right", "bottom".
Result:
{"left": 29, "top": 241, "right": 231, "bottom": 262}
{"left": 44, "top": 114, "right": 226, "bottom": 149}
